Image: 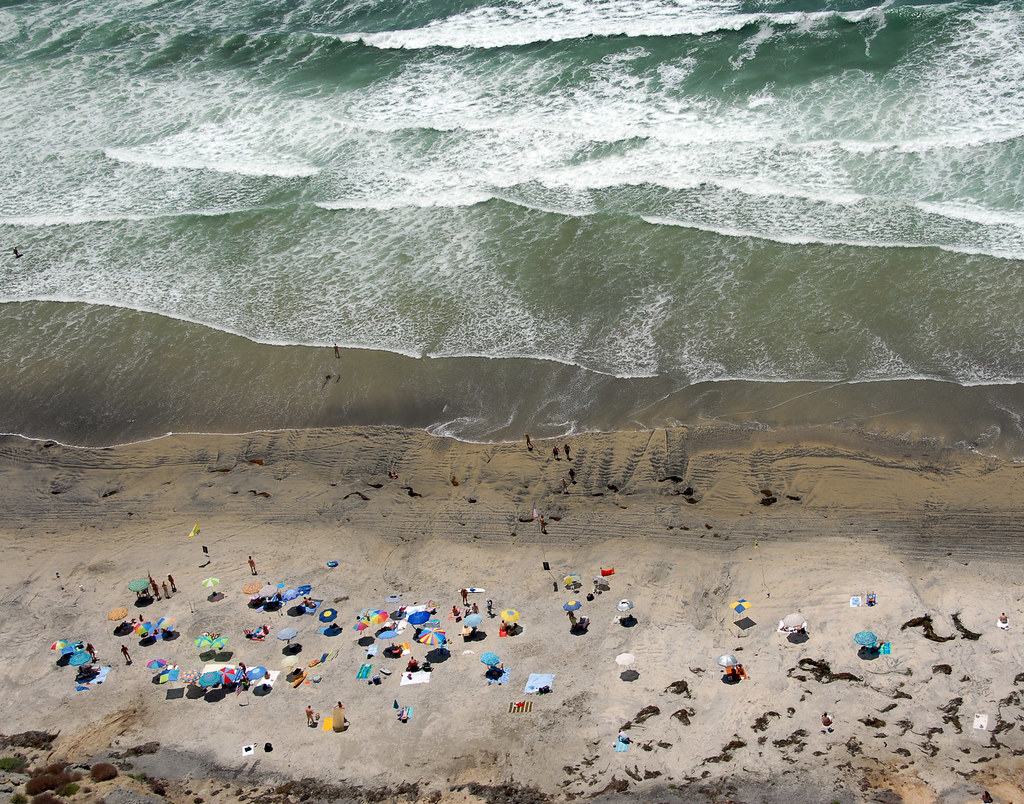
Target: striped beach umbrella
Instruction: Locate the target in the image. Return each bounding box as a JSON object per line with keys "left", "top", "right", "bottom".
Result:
{"left": 135, "top": 621, "right": 154, "bottom": 636}
{"left": 50, "top": 640, "right": 70, "bottom": 652}
{"left": 127, "top": 578, "right": 150, "bottom": 592}
{"left": 353, "top": 619, "right": 372, "bottom": 632}
{"left": 157, "top": 616, "right": 177, "bottom": 632}
{"left": 418, "top": 629, "right": 446, "bottom": 646}
{"left": 195, "top": 635, "right": 215, "bottom": 650}
{"left": 201, "top": 577, "right": 220, "bottom": 589}
{"left": 146, "top": 658, "right": 168, "bottom": 669}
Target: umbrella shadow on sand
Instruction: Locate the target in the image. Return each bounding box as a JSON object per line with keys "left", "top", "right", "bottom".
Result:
{"left": 733, "top": 617, "right": 757, "bottom": 630}
{"left": 282, "top": 643, "right": 302, "bottom": 656}
{"left": 617, "top": 615, "right": 637, "bottom": 628}
{"left": 113, "top": 623, "right": 133, "bottom": 637}
{"left": 185, "top": 685, "right": 206, "bottom": 700}
{"left": 619, "top": 669, "right": 640, "bottom": 682}
{"left": 787, "top": 632, "right": 810, "bottom": 645}
{"left": 356, "top": 635, "right": 375, "bottom": 647}
{"left": 425, "top": 648, "right": 450, "bottom": 664}
{"left": 203, "top": 688, "right": 227, "bottom": 703}
{"left": 133, "top": 597, "right": 155, "bottom": 609}
{"left": 287, "top": 606, "right": 306, "bottom": 617}
{"left": 858, "top": 647, "right": 881, "bottom": 661}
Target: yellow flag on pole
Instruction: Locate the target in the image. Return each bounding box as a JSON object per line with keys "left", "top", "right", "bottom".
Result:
{"left": 188, "top": 523, "right": 200, "bottom": 539}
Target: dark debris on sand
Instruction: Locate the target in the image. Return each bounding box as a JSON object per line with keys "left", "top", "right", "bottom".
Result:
{"left": 0, "top": 732, "right": 58, "bottom": 750}
{"left": 788, "top": 658, "right": 862, "bottom": 684}
{"left": 901, "top": 615, "right": 955, "bottom": 642}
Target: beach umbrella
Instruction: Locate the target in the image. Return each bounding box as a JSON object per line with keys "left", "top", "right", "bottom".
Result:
{"left": 50, "top": 640, "right": 70, "bottom": 652}
{"left": 201, "top": 577, "right": 220, "bottom": 589}
{"left": 376, "top": 629, "right": 399, "bottom": 640}
{"left": 616, "top": 599, "right": 634, "bottom": 612}
{"left": 135, "top": 621, "right": 154, "bottom": 636}
{"left": 277, "top": 627, "right": 298, "bottom": 644}
{"left": 127, "top": 578, "right": 150, "bottom": 592}
{"left": 282, "top": 588, "right": 299, "bottom": 602}
{"left": 210, "top": 636, "right": 229, "bottom": 651}
{"left": 157, "top": 616, "right": 176, "bottom": 632}
{"left": 195, "top": 635, "right": 216, "bottom": 650}
{"left": 215, "top": 667, "right": 237, "bottom": 685}
{"left": 353, "top": 619, "right": 372, "bottom": 632}
{"left": 246, "top": 665, "right": 268, "bottom": 682}
{"left": 367, "top": 610, "right": 390, "bottom": 625}
{"left": 107, "top": 607, "right": 128, "bottom": 621}
{"left": 146, "top": 658, "right": 168, "bottom": 669}
{"left": 730, "top": 599, "right": 751, "bottom": 613}
{"left": 418, "top": 629, "right": 446, "bottom": 646}
{"left": 242, "top": 582, "right": 263, "bottom": 595}
{"left": 854, "top": 631, "right": 878, "bottom": 646}
{"left": 564, "top": 574, "right": 581, "bottom": 587}
{"left": 197, "top": 671, "right": 222, "bottom": 688}
{"left": 179, "top": 668, "right": 201, "bottom": 685}
{"left": 480, "top": 652, "right": 500, "bottom": 666}
{"left": 615, "top": 653, "right": 636, "bottom": 667}
{"left": 563, "top": 600, "right": 583, "bottom": 612}
{"left": 500, "top": 609, "right": 519, "bottom": 623}
{"left": 782, "top": 613, "right": 806, "bottom": 629}
{"left": 319, "top": 608, "right": 338, "bottom": 623}
{"left": 69, "top": 650, "right": 92, "bottom": 667}
{"left": 465, "top": 613, "right": 483, "bottom": 628}
{"left": 717, "top": 654, "right": 739, "bottom": 668}
{"left": 408, "top": 611, "right": 431, "bottom": 626}
{"left": 385, "top": 594, "right": 403, "bottom": 607}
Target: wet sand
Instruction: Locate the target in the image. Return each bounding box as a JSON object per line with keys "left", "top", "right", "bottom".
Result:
{"left": 2, "top": 425, "right": 1024, "bottom": 803}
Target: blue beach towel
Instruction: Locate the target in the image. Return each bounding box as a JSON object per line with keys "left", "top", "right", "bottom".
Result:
{"left": 615, "top": 739, "right": 628, "bottom": 752}
{"left": 357, "top": 664, "right": 373, "bottom": 680}
{"left": 881, "top": 642, "right": 891, "bottom": 655}
{"left": 524, "top": 673, "right": 555, "bottom": 694}
{"left": 488, "top": 666, "right": 512, "bottom": 685}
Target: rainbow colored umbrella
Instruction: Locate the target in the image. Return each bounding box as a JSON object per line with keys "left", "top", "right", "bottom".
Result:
{"left": 418, "top": 629, "right": 446, "bottom": 646}
{"left": 146, "top": 658, "right": 168, "bottom": 669}
{"left": 157, "top": 616, "right": 176, "bottom": 632}
{"left": 367, "top": 610, "right": 390, "bottom": 625}
{"left": 179, "top": 668, "right": 201, "bottom": 684}
{"left": 134, "top": 621, "right": 154, "bottom": 636}
{"left": 50, "top": 640, "right": 70, "bottom": 652}
{"left": 353, "top": 619, "right": 372, "bottom": 632}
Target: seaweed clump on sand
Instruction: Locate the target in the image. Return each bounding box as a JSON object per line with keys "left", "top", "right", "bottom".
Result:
{"left": 951, "top": 613, "right": 981, "bottom": 640}
{"left": 901, "top": 615, "right": 955, "bottom": 642}
{"left": 788, "top": 658, "right": 862, "bottom": 684}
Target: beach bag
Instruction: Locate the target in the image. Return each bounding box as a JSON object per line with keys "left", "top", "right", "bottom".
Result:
{"left": 601, "top": 567, "right": 615, "bottom": 576}
{"left": 264, "top": 742, "right": 273, "bottom": 752}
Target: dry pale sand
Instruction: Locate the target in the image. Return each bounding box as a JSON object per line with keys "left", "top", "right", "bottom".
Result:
{"left": 2, "top": 425, "right": 1024, "bottom": 804}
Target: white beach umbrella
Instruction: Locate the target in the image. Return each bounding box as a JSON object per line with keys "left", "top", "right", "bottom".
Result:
{"left": 615, "top": 652, "right": 636, "bottom": 667}
{"left": 616, "top": 599, "right": 634, "bottom": 612}
{"left": 782, "top": 612, "right": 806, "bottom": 629}
{"left": 717, "top": 653, "right": 739, "bottom": 668}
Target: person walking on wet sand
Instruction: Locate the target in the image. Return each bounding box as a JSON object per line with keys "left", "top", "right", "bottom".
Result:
{"left": 249, "top": 555, "right": 258, "bottom": 575}
{"left": 561, "top": 477, "right": 568, "bottom": 494}
{"left": 539, "top": 515, "right": 547, "bottom": 534}
{"left": 524, "top": 432, "right": 533, "bottom": 451}
{"left": 552, "top": 445, "right": 560, "bottom": 460}
{"left": 334, "top": 343, "right": 340, "bottom": 358}
{"left": 121, "top": 644, "right": 132, "bottom": 665}
{"left": 12, "top": 247, "right": 22, "bottom": 258}
{"left": 167, "top": 574, "right": 176, "bottom": 593}
{"left": 564, "top": 443, "right": 571, "bottom": 460}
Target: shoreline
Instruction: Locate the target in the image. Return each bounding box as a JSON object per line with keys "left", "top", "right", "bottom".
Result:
{"left": 2, "top": 424, "right": 1024, "bottom": 802}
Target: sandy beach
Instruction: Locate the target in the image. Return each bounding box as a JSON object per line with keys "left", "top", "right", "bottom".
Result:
{"left": 2, "top": 424, "right": 1024, "bottom": 804}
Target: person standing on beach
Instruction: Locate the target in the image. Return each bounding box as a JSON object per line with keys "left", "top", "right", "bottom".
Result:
{"left": 564, "top": 443, "right": 571, "bottom": 460}
{"left": 149, "top": 576, "right": 160, "bottom": 600}
{"left": 524, "top": 432, "right": 533, "bottom": 451}
{"left": 334, "top": 343, "right": 340, "bottom": 358}
{"left": 539, "top": 515, "right": 547, "bottom": 534}
{"left": 561, "top": 478, "right": 568, "bottom": 494}
{"left": 569, "top": 467, "right": 576, "bottom": 484}
{"left": 86, "top": 643, "right": 97, "bottom": 662}
{"left": 567, "top": 610, "right": 577, "bottom": 628}
{"left": 552, "top": 445, "right": 560, "bottom": 460}
{"left": 306, "top": 705, "right": 317, "bottom": 726}
{"left": 161, "top": 581, "right": 170, "bottom": 598}
{"left": 167, "top": 574, "right": 176, "bottom": 593}
{"left": 120, "top": 645, "right": 132, "bottom": 665}
{"left": 248, "top": 555, "right": 258, "bottom": 575}
{"left": 461, "top": 588, "right": 469, "bottom": 605}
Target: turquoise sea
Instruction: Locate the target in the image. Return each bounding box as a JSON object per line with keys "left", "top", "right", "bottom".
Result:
{"left": 1, "top": 0, "right": 1023, "bottom": 451}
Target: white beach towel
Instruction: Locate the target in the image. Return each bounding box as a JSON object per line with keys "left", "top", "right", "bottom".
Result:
{"left": 524, "top": 673, "right": 555, "bottom": 694}
{"left": 261, "top": 670, "right": 280, "bottom": 689}
{"left": 400, "top": 671, "right": 431, "bottom": 686}
{"left": 997, "top": 619, "right": 1010, "bottom": 630}
{"left": 974, "top": 713, "right": 988, "bottom": 730}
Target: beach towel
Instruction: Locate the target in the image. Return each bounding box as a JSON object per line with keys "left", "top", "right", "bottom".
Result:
{"left": 400, "top": 641, "right": 412, "bottom": 655}
{"left": 997, "top": 619, "right": 1010, "bottom": 631}
{"left": 974, "top": 713, "right": 989, "bottom": 730}
{"left": 304, "top": 599, "right": 322, "bottom": 614}
{"left": 524, "top": 673, "right": 555, "bottom": 694}
{"left": 400, "top": 671, "right": 431, "bottom": 686}
{"left": 426, "top": 619, "right": 440, "bottom": 629}
{"left": 297, "top": 585, "right": 312, "bottom": 595}
{"left": 615, "top": 739, "right": 628, "bottom": 752}
{"left": 850, "top": 596, "right": 861, "bottom": 607}
{"left": 880, "top": 642, "right": 891, "bottom": 655}
{"left": 90, "top": 666, "right": 111, "bottom": 685}
{"left": 357, "top": 664, "right": 373, "bottom": 680}
{"left": 366, "top": 645, "right": 378, "bottom": 657}
{"left": 257, "top": 670, "right": 280, "bottom": 689}
{"left": 398, "top": 706, "right": 413, "bottom": 722}
{"left": 321, "top": 717, "right": 333, "bottom": 732}
{"left": 508, "top": 700, "right": 532, "bottom": 713}
{"left": 487, "top": 666, "right": 512, "bottom": 685}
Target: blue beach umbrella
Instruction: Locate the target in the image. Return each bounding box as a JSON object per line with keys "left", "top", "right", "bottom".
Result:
{"left": 408, "top": 611, "right": 430, "bottom": 626}
{"left": 563, "top": 600, "right": 582, "bottom": 612}
{"left": 246, "top": 665, "right": 268, "bottom": 682}
{"left": 69, "top": 650, "right": 92, "bottom": 666}
{"left": 198, "top": 671, "right": 222, "bottom": 688}
{"left": 464, "top": 613, "right": 483, "bottom": 628}
{"left": 282, "top": 589, "right": 299, "bottom": 601}
{"left": 854, "top": 631, "right": 878, "bottom": 647}
{"left": 376, "top": 629, "right": 399, "bottom": 640}
{"left": 277, "top": 627, "right": 298, "bottom": 643}
{"left": 319, "top": 608, "right": 338, "bottom": 623}
{"left": 480, "top": 652, "right": 500, "bottom": 667}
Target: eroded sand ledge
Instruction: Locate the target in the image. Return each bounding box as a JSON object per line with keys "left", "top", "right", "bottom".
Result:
{"left": 2, "top": 425, "right": 1024, "bottom": 803}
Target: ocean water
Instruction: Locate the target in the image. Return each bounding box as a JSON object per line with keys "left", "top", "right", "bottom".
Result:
{"left": 1, "top": 0, "right": 1023, "bottom": 452}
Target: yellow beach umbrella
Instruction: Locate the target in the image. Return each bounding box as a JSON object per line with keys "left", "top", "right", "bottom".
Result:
{"left": 500, "top": 609, "right": 519, "bottom": 623}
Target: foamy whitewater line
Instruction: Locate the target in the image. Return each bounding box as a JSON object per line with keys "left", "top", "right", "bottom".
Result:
{"left": 332, "top": 2, "right": 932, "bottom": 52}
{"left": 640, "top": 215, "right": 1024, "bottom": 262}
{"left": 104, "top": 147, "right": 320, "bottom": 179}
